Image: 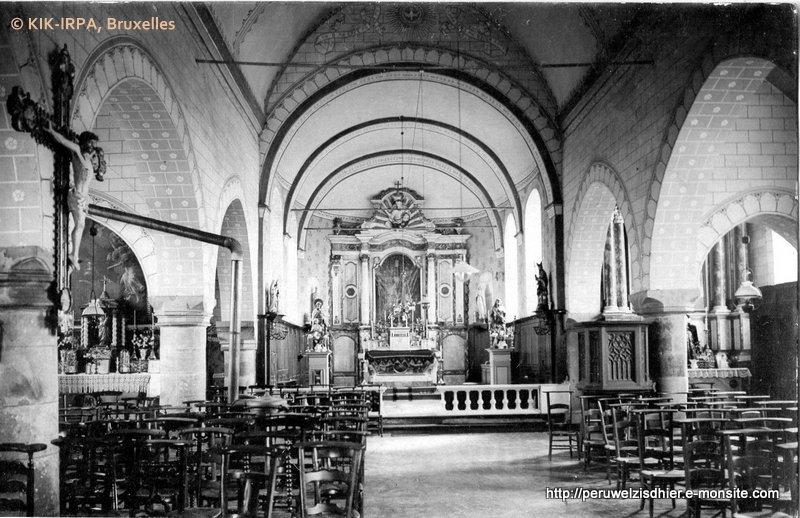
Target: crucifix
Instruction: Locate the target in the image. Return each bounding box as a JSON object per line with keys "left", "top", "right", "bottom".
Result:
{"left": 5, "top": 45, "right": 107, "bottom": 335}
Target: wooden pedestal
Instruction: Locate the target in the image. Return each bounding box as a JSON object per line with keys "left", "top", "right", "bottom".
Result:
{"left": 482, "top": 348, "right": 511, "bottom": 385}
{"left": 300, "top": 351, "right": 331, "bottom": 387}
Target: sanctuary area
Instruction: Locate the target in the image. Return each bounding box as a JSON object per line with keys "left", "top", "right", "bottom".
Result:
{"left": 0, "top": 2, "right": 797, "bottom": 517}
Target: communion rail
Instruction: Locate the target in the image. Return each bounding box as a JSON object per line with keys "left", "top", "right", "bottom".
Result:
{"left": 380, "top": 383, "right": 571, "bottom": 418}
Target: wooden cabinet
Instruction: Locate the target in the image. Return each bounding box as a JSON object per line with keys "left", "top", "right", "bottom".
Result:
{"left": 571, "top": 320, "right": 651, "bottom": 392}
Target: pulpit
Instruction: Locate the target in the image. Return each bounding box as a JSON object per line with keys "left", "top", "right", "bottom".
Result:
{"left": 483, "top": 348, "right": 511, "bottom": 385}
{"left": 300, "top": 351, "right": 331, "bottom": 387}
{"left": 571, "top": 319, "right": 652, "bottom": 392}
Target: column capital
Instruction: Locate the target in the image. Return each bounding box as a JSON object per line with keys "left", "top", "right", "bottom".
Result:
{"left": 151, "top": 295, "right": 210, "bottom": 326}
{"left": 0, "top": 246, "right": 54, "bottom": 308}
{"left": 630, "top": 289, "right": 704, "bottom": 315}
{"left": 426, "top": 253, "right": 436, "bottom": 262}
{"left": 359, "top": 253, "right": 370, "bottom": 262}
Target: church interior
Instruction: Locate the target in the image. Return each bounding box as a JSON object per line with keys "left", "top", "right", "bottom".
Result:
{"left": 0, "top": 2, "right": 798, "bottom": 517}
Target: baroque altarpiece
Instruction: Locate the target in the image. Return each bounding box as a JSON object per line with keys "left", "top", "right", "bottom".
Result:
{"left": 324, "top": 185, "right": 471, "bottom": 386}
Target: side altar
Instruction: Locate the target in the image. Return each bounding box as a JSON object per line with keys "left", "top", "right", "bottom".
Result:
{"left": 324, "top": 184, "right": 471, "bottom": 387}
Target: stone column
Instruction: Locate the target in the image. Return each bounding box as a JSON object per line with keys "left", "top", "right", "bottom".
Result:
{"left": 612, "top": 209, "right": 629, "bottom": 311}
{"left": 359, "top": 253, "right": 370, "bottom": 325}
{"left": 154, "top": 300, "right": 209, "bottom": 406}
{"left": 711, "top": 241, "right": 729, "bottom": 312}
{"left": 637, "top": 288, "right": 702, "bottom": 397}
{"left": 0, "top": 247, "right": 59, "bottom": 515}
{"left": 735, "top": 225, "right": 752, "bottom": 360}
{"left": 603, "top": 225, "right": 618, "bottom": 312}
{"left": 256, "top": 204, "right": 268, "bottom": 385}
{"left": 650, "top": 312, "right": 690, "bottom": 395}
{"left": 426, "top": 253, "right": 437, "bottom": 324}
{"left": 710, "top": 241, "right": 731, "bottom": 350}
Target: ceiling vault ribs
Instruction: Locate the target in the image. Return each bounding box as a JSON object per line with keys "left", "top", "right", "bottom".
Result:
{"left": 260, "top": 66, "right": 554, "bottom": 225}
{"left": 281, "top": 116, "right": 524, "bottom": 236}
{"left": 196, "top": 58, "right": 654, "bottom": 69}
{"left": 295, "top": 149, "right": 505, "bottom": 251}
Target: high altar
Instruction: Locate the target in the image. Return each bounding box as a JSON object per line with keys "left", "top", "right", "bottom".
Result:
{"left": 325, "top": 184, "right": 471, "bottom": 386}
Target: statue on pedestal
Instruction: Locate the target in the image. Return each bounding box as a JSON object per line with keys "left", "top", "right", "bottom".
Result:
{"left": 535, "top": 263, "right": 549, "bottom": 312}
{"left": 489, "top": 298, "right": 509, "bottom": 348}
{"left": 306, "top": 298, "right": 330, "bottom": 352}
{"left": 267, "top": 280, "right": 280, "bottom": 314}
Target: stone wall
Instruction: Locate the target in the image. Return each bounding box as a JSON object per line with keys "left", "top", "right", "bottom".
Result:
{"left": 562, "top": 8, "right": 796, "bottom": 314}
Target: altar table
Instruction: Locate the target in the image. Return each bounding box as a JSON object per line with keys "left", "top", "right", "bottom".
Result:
{"left": 58, "top": 373, "right": 151, "bottom": 394}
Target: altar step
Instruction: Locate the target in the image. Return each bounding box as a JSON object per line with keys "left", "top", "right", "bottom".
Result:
{"left": 382, "top": 415, "right": 548, "bottom": 433}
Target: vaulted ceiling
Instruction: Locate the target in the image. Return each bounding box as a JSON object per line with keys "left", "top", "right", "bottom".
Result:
{"left": 209, "top": 3, "right": 636, "bottom": 113}
{"left": 203, "top": 3, "right": 641, "bottom": 243}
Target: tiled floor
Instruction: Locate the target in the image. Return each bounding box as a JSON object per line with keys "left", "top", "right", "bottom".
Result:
{"left": 365, "top": 431, "right": 686, "bottom": 518}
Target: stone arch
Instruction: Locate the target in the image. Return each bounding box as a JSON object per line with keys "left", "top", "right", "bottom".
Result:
{"left": 216, "top": 199, "right": 257, "bottom": 326}
{"left": 566, "top": 163, "right": 641, "bottom": 298}
{"left": 696, "top": 189, "right": 798, "bottom": 264}
{"left": 295, "top": 149, "right": 503, "bottom": 251}
{"left": 641, "top": 42, "right": 795, "bottom": 288}
{"left": 69, "top": 37, "right": 207, "bottom": 227}
{"left": 87, "top": 191, "right": 159, "bottom": 282}
{"left": 286, "top": 116, "right": 516, "bottom": 239}
{"left": 263, "top": 4, "right": 559, "bottom": 126}
{"left": 649, "top": 54, "right": 797, "bottom": 290}
{"left": 259, "top": 45, "right": 562, "bottom": 209}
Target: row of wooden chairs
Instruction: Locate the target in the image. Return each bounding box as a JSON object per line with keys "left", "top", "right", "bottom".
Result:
{"left": 566, "top": 391, "right": 798, "bottom": 518}
{"left": 53, "top": 388, "right": 374, "bottom": 517}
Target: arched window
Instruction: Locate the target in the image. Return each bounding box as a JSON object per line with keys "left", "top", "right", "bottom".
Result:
{"left": 772, "top": 231, "right": 797, "bottom": 285}
{"left": 524, "top": 189, "right": 543, "bottom": 313}
{"left": 284, "top": 213, "right": 299, "bottom": 323}
{"left": 504, "top": 213, "right": 518, "bottom": 320}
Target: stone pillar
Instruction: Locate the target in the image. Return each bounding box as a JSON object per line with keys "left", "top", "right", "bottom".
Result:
{"left": 359, "top": 253, "right": 370, "bottom": 325}
{"left": 710, "top": 241, "right": 731, "bottom": 350}
{"left": 735, "top": 225, "right": 752, "bottom": 361}
{"left": 636, "top": 288, "right": 703, "bottom": 397}
{"left": 154, "top": 301, "right": 209, "bottom": 406}
{"left": 612, "top": 209, "right": 629, "bottom": 311}
{"left": 736, "top": 224, "right": 749, "bottom": 286}
{"left": 221, "top": 338, "right": 256, "bottom": 388}
{"left": 256, "top": 204, "right": 268, "bottom": 385}
{"left": 0, "top": 247, "right": 59, "bottom": 515}
{"left": 649, "top": 312, "right": 690, "bottom": 395}
{"left": 426, "top": 253, "right": 437, "bottom": 324}
{"left": 603, "top": 225, "right": 618, "bottom": 312}
{"left": 711, "top": 241, "right": 728, "bottom": 312}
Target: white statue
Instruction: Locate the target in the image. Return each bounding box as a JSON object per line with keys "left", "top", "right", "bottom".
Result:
{"left": 267, "top": 280, "right": 280, "bottom": 313}
{"left": 306, "top": 298, "right": 330, "bottom": 352}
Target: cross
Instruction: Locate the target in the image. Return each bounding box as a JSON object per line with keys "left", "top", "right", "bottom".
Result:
{"left": 5, "top": 45, "right": 106, "bottom": 338}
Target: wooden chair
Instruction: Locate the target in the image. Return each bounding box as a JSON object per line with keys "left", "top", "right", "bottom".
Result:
{"left": 610, "top": 405, "right": 648, "bottom": 489}
{"left": 684, "top": 439, "right": 729, "bottom": 518}
{"left": 636, "top": 411, "right": 683, "bottom": 518}
{"left": 294, "top": 441, "right": 364, "bottom": 518}
{"left": 0, "top": 443, "right": 47, "bottom": 517}
{"left": 578, "top": 396, "right": 607, "bottom": 472}
{"left": 178, "top": 426, "right": 235, "bottom": 507}
{"left": 545, "top": 391, "right": 580, "bottom": 461}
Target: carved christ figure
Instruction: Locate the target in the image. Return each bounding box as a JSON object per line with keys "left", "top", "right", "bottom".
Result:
{"left": 45, "top": 126, "right": 105, "bottom": 270}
